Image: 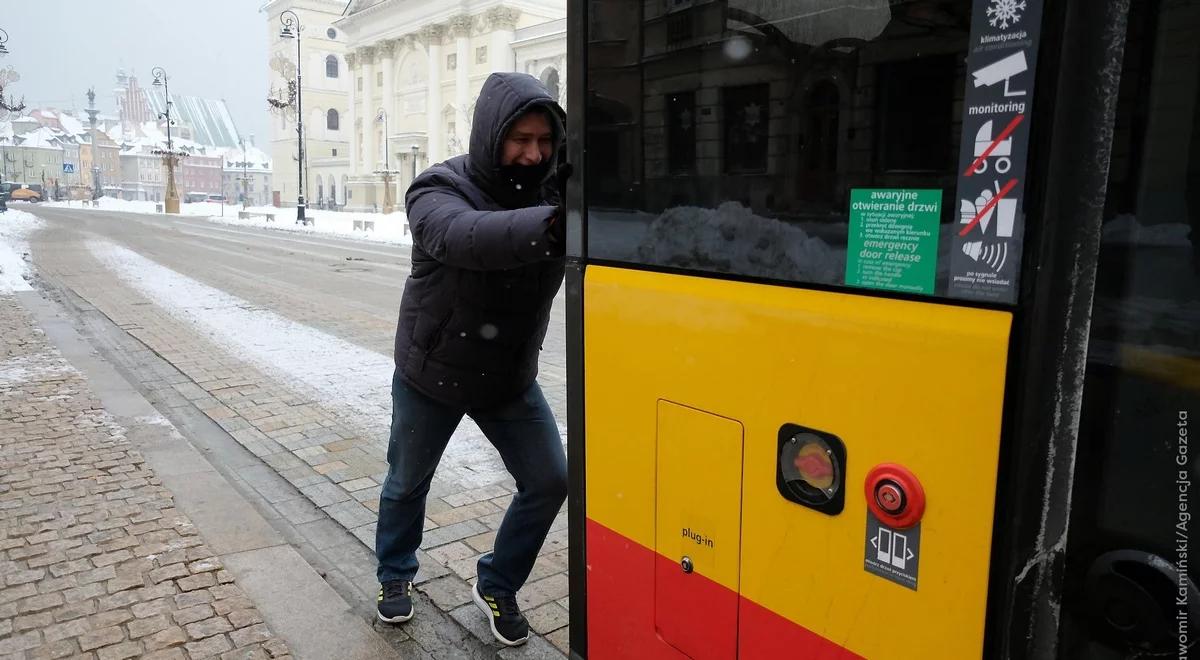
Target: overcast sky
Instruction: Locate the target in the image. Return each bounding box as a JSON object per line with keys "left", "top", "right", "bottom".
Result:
{"left": 3, "top": 0, "right": 270, "bottom": 143}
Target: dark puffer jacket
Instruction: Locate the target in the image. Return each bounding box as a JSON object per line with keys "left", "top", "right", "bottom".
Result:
{"left": 394, "top": 72, "right": 566, "bottom": 409}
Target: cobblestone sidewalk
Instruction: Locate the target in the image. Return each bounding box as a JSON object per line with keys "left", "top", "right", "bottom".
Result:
{"left": 0, "top": 294, "right": 291, "bottom": 660}
{"left": 30, "top": 222, "right": 571, "bottom": 655}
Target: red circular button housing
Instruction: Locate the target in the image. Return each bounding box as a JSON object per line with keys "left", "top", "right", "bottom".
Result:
{"left": 865, "top": 463, "right": 926, "bottom": 529}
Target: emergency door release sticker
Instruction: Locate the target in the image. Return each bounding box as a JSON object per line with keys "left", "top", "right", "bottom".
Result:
{"left": 846, "top": 189, "right": 941, "bottom": 295}
{"left": 864, "top": 511, "right": 921, "bottom": 590}
{"left": 949, "top": 0, "right": 1046, "bottom": 303}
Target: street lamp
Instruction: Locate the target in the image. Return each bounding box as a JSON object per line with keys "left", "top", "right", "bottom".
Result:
{"left": 151, "top": 67, "right": 174, "bottom": 151}
{"left": 0, "top": 27, "right": 21, "bottom": 114}
{"left": 372, "top": 109, "right": 399, "bottom": 214}
{"left": 151, "top": 66, "right": 182, "bottom": 214}
{"left": 0, "top": 28, "right": 10, "bottom": 212}
{"left": 239, "top": 137, "right": 250, "bottom": 210}
{"left": 279, "top": 10, "right": 308, "bottom": 225}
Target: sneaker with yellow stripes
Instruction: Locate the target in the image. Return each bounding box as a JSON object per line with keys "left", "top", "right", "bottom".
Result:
{"left": 472, "top": 582, "right": 529, "bottom": 646}
{"left": 377, "top": 580, "right": 414, "bottom": 624}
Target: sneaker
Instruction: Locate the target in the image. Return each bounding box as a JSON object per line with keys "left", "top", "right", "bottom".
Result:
{"left": 473, "top": 582, "right": 529, "bottom": 646}
{"left": 377, "top": 580, "right": 414, "bottom": 624}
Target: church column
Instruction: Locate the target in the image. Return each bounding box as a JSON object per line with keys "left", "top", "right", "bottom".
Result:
{"left": 451, "top": 15, "right": 473, "bottom": 154}
{"left": 345, "top": 52, "right": 359, "bottom": 177}
{"left": 421, "top": 24, "right": 446, "bottom": 164}
{"left": 486, "top": 7, "right": 520, "bottom": 73}
{"left": 380, "top": 39, "right": 397, "bottom": 168}
{"left": 360, "top": 46, "right": 377, "bottom": 173}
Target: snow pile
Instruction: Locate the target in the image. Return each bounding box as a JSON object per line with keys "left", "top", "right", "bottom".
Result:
{"left": 44, "top": 198, "right": 414, "bottom": 246}
{"left": 45, "top": 198, "right": 216, "bottom": 216}
{"left": 636, "top": 201, "right": 846, "bottom": 283}
{"left": 207, "top": 208, "right": 413, "bottom": 246}
{"left": 0, "top": 209, "right": 43, "bottom": 293}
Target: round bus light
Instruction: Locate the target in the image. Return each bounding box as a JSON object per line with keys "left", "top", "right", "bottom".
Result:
{"left": 776, "top": 424, "right": 847, "bottom": 515}
{"left": 865, "top": 464, "right": 925, "bottom": 529}
{"left": 780, "top": 433, "right": 841, "bottom": 506}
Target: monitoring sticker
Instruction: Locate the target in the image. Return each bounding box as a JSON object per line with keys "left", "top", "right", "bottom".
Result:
{"left": 864, "top": 511, "right": 921, "bottom": 591}
{"left": 846, "top": 189, "right": 941, "bottom": 295}
{"left": 949, "top": 0, "right": 1046, "bottom": 304}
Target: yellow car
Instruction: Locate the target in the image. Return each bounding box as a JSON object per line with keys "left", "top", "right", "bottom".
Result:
{"left": 8, "top": 187, "right": 42, "bottom": 202}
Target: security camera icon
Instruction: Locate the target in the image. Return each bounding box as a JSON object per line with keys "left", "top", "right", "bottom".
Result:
{"left": 973, "top": 51, "right": 1028, "bottom": 97}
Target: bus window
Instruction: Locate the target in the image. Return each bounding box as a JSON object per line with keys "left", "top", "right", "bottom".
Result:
{"left": 586, "top": 0, "right": 978, "bottom": 296}
{"left": 1063, "top": 1, "right": 1200, "bottom": 655}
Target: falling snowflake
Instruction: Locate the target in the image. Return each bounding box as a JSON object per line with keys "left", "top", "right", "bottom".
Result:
{"left": 987, "top": 0, "right": 1026, "bottom": 29}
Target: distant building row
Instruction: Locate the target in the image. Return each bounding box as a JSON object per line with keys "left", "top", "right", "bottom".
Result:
{"left": 0, "top": 71, "right": 272, "bottom": 205}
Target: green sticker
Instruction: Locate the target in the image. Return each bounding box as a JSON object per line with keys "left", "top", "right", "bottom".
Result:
{"left": 845, "top": 189, "right": 941, "bottom": 294}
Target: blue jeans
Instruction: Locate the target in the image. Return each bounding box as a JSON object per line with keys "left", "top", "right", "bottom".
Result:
{"left": 376, "top": 371, "right": 567, "bottom": 595}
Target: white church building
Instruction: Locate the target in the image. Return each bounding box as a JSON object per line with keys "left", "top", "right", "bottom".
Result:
{"left": 263, "top": 0, "right": 566, "bottom": 213}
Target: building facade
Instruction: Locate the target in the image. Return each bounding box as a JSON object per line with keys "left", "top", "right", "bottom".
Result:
{"left": 118, "top": 142, "right": 165, "bottom": 202}
{"left": 113, "top": 70, "right": 154, "bottom": 128}
{"left": 80, "top": 130, "right": 122, "bottom": 196}
{"left": 264, "top": 0, "right": 566, "bottom": 213}
{"left": 0, "top": 126, "right": 65, "bottom": 193}
{"left": 264, "top": 0, "right": 352, "bottom": 210}
{"left": 177, "top": 145, "right": 224, "bottom": 198}
{"left": 222, "top": 141, "right": 274, "bottom": 207}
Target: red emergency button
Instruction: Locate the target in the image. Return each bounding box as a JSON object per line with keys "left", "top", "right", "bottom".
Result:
{"left": 865, "top": 464, "right": 926, "bottom": 529}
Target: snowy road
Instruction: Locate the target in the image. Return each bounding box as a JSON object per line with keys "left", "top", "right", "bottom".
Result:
{"left": 22, "top": 205, "right": 567, "bottom": 416}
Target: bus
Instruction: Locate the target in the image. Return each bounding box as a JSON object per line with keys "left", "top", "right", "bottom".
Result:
{"left": 564, "top": 1, "right": 1199, "bottom": 658}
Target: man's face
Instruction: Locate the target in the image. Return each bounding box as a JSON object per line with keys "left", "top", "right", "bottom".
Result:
{"left": 500, "top": 111, "right": 553, "bottom": 167}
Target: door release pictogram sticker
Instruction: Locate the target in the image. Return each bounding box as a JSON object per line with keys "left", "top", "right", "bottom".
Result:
{"left": 864, "top": 511, "right": 921, "bottom": 590}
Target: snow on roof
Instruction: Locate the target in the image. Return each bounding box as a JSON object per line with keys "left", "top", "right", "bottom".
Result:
{"left": 18, "top": 127, "right": 64, "bottom": 151}
{"left": 57, "top": 112, "right": 85, "bottom": 136}
{"left": 106, "top": 123, "right": 126, "bottom": 143}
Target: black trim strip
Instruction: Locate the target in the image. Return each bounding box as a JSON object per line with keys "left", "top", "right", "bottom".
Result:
{"left": 983, "top": 0, "right": 1130, "bottom": 656}
{"left": 565, "top": 0, "right": 588, "bottom": 656}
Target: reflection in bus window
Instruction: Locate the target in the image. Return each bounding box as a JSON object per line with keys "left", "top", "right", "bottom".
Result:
{"left": 586, "top": 0, "right": 975, "bottom": 292}
{"left": 1064, "top": 1, "right": 1200, "bottom": 654}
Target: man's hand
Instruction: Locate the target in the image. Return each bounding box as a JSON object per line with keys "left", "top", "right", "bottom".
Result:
{"left": 548, "top": 207, "right": 566, "bottom": 247}
{"left": 555, "top": 162, "right": 574, "bottom": 204}
{"left": 547, "top": 162, "right": 573, "bottom": 248}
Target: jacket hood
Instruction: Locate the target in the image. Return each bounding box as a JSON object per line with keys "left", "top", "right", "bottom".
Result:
{"left": 468, "top": 72, "right": 565, "bottom": 206}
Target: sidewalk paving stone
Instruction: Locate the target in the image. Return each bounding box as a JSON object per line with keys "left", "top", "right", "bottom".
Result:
{"left": 0, "top": 295, "right": 291, "bottom": 660}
